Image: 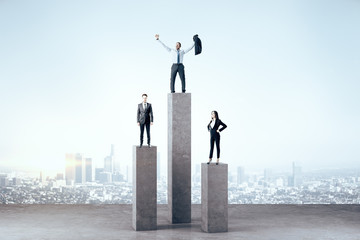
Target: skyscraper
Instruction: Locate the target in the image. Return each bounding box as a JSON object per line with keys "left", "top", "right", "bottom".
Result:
{"left": 95, "top": 168, "right": 104, "bottom": 182}
{"left": 292, "top": 162, "right": 303, "bottom": 187}
{"left": 85, "top": 158, "right": 92, "bottom": 182}
{"left": 104, "top": 156, "right": 112, "bottom": 173}
{"left": 66, "top": 153, "right": 91, "bottom": 185}
{"left": 75, "top": 153, "right": 84, "bottom": 184}
{"left": 65, "top": 153, "right": 75, "bottom": 185}
{"left": 237, "top": 167, "right": 245, "bottom": 184}
{"left": 111, "top": 144, "right": 120, "bottom": 173}
{"left": 103, "top": 144, "right": 121, "bottom": 183}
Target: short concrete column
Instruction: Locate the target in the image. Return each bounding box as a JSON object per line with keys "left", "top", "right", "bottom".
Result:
{"left": 201, "top": 163, "right": 228, "bottom": 233}
{"left": 168, "top": 93, "right": 191, "bottom": 223}
{"left": 132, "top": 145, "right": 157, "bottom": 231}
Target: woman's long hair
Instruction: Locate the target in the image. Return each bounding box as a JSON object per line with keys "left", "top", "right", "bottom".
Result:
{"left": 212, "top": 110, "right": 219, "bottom": 119}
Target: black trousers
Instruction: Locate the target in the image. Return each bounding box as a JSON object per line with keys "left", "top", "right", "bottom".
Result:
{"left": 140, "top": 122, "right": 150, "bottom": 145}
{"left": 209, "top": 131, "right": 220, "bottom": 158}
{"left": 170, "top": 63, "right": 185, "bottom": 93}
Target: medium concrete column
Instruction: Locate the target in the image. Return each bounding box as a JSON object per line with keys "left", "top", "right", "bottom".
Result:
{"left": 201, "top": 163, "right": 228, "bottom": 233}
{"left": 132, "top": 145, "right": 157, "bottom": 231}
{"left": 168, "top": 93, "right": 191, "bottom": 223}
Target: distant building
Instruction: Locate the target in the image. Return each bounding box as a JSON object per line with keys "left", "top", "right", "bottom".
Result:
{"left": 95, "top": 168, "right": 104, "bottom": 182}
{"left": 112, "top": 172, "right": 124, "bottom": 182}
{"left": 104, "top": 144, "right": 119, "bottom": 174}
{"left": 0, "top": 175, "right": 9, "bottom": 187}
{"left": 289, "top": 162, "right": 303, "bottom": 187}
{"left": 237, "top": 167, "right": 246, "bottom": 184}
{"left": 104, "top": 156, "right": 113, "bottom": 173}
{"left": 75, "top": 153, "right": 85, "bottom": 184}
{"left": 264, "top": 168, "right": 272, "bottom": 182}
{"left": 12, "top": 177, "right": 21, "bottom": 185}
{"left": 85, "top": 158, "right": 92, "bottom": 182}
{"left": 99, "top": 172, "right": 112, "bottom": 183}
{"left": 56, "top": 173, "right": 64, "bottom": 180}
{"left": 193, "top": 164, "right": 201, "bottom": 184}
{"left": 66, "top": 153, "right": 92, "bottom": 185}
{"left": 157, "top": 152, "right": 161, "bottom": 181}
{"left": 65, "top": 153, "right": 75, "bottom": 185}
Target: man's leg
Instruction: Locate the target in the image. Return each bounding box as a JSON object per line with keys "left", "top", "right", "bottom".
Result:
{"left": 145, "top": 122, "right": 151, "bottom": 146}
{"left": 178, "top": 64, "right": 186, "bottom": 93}
{"left": 170, "top": 64, "right": 178, "bottom": 93}
{"left": 140, "top": 124, "right": 145, "bottom": 146}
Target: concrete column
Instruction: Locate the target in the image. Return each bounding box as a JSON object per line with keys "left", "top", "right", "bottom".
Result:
{"left": 168, "top": 93, "right": 191, "bottom": 223}
{"left": 132, "top": 145, "right": 157, "bottom": 231}
{"left": 201, "top": 163, "right": 228, "bottom": 233}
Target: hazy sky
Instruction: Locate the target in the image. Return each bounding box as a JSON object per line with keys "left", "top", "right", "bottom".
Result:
{"left": 1, "top": 0, "right": 359, "bottom": 177}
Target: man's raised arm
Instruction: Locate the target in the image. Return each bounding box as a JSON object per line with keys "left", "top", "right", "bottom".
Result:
{"left": 155, "top": 34, "right": 171, "bottom": 52}
{"left": 184, "top": 42, "right": 195, "bottom": 54}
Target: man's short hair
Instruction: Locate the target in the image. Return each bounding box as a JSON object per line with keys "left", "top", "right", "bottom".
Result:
{"left": 142, "top": 93, "right": 148, "bottom": 97}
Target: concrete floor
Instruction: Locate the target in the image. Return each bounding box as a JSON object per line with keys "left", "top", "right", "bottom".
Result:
{"left": 0, "top": 204, "right": 359, "bottom": 240}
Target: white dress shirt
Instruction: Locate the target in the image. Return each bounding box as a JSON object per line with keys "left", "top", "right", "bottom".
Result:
{"left": 157, "top": 39, "right": 195, "bottom": 64}
{"left": 143, "top": 102, "right": 147, "bottom": 109}
{"left": 210, "top": 119, "right": 215, "bottom": 129}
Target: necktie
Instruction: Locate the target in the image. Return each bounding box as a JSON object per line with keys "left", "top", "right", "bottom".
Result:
{"left": 177, "top": 50, "right": 180, "bottom": 64}
{"left": 144, "top": 103, "right": 147, "bottom": 109}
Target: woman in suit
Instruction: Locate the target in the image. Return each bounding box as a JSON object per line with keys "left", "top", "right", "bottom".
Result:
{"left": 207, "top": 111, "right": 227, "bottom": 165}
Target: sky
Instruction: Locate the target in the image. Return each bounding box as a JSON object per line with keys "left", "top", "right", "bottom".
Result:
{"left": 0, "top": 0, "right": 359, "bottom": 178}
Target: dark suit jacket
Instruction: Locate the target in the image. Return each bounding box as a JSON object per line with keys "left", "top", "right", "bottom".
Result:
{"left": 193, "top": 34, "right": 202, "bottom": 55}
{"left": 207, "top": 119, "right": 227, "bottom": 134}
{"left": 137, "top": 103, "right": 153, "bottom": 124}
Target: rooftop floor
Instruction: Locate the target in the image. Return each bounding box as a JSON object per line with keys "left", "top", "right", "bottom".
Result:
{"left": 1, "top": 204, "right": 359, "bottom": 240}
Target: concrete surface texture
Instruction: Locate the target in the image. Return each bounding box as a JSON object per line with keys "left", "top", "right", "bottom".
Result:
{"left": 1, "top": 204, "right": 360, "bottom": 240}
{"left": 201, "top": 163, "right": 228, "bottom": 233}
{"left": 132, "top": 146, "right": 157, "bottom": 231}
{"left": 167, "top": 93, "right": 191, "bottom": 223}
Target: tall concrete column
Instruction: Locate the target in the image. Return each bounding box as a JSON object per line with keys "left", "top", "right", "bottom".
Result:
{"left": 201, "top": 163, "right": 228, "bottom": 233}
{"left": 168, "top": 93, "right": 191, "bottom": 223}
{"left": 132, "top": 145, "right": 157, "bottom": 231}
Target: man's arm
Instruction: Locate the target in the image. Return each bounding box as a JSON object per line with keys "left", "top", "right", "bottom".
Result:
{"left": 149, "top": 104, "right": 154, "bottom": 123}
{"left": 137, "top": 105, "right": 140, "bottom": 123}
{"left": 184, "top": 42, "right": 195, "bottom": 54}
{"left": 155, "top": 34, "right": 172, "bottom": 52}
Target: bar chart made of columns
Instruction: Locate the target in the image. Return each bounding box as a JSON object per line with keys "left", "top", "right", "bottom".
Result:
{"left": 201, "top": 163, "right": 228, "bottom": 233}
{"left": 168, "top": 93, "right": 191, "bottom": 223}
{"left": 132, "top": 145, "right": 157, "bottom": 231}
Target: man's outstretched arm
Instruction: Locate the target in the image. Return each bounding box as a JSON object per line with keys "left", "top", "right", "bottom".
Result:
{"left": 184, "top": 42, "right": 195, "bottom": 54}
{"left": 155, "top": 34, "right": 172, "bottom": 52}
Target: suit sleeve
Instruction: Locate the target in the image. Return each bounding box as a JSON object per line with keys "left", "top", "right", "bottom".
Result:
{"left": 219, "top": 120, "right": 227, "bottom": 132}
{"left": 207, "top": 121, "right": 211, "bottom": 131}
{"left": 149, "top": 104, "right": 153, "bottom": 122}
{"left": 137, "top": 105, "right": 140, "bottom": 123}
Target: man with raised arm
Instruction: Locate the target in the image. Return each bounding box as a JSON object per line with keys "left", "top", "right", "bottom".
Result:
{"left": 155, "top": 34, "right": 194, "bottom": 93}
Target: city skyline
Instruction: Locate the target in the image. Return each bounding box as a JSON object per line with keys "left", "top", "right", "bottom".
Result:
{"left": 1, "top": 1, "right": 360, "bottom": 174}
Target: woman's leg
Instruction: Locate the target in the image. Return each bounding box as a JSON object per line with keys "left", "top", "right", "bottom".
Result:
{"left": 209, "top": 136, "right": 215, "bottom": 159}
{"left": 216, "top": 135, "right": 220, "bottom": 162}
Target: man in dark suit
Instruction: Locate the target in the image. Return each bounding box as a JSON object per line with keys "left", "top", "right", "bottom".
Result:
{"left": 137, "top": 93, "right": 153, "bottom": 147}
